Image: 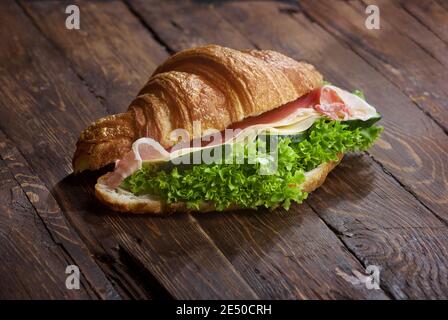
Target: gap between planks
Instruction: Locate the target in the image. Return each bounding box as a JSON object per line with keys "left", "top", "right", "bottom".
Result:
{"left": 399, "top": 0, "right": 448, "bottom": 46}
{"left": 0, "top": 129, "right": 119, "bottom": 299}
{"left": 304, "top": 201, "right": 395, "bottom": 299}
{"left": 16, "top": 0, "right": 112, "bottom": 115}
{"left": 297, "top": 0, "right": 448, "bottom": 135}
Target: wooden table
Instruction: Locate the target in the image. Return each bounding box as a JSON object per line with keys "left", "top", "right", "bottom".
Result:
{"left": 1, "top": 0, "right": 447, "bottom": 300}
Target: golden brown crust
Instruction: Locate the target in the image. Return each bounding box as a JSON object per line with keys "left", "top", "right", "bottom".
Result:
{"left": 73, "top": 45, "right": 322, "bottom": 172}
{"left": 73, "top": 113, "right": 135, "bottom": 172}
{"left": 301, "top": 154, "right": 343, "bottom": 193}
{"left": 94, "top": 155, "right": 343, "bottom": 215}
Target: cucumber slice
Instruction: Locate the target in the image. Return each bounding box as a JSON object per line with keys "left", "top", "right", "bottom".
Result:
{"left": 281, "top": 131, "right": 308, "bottom": 143}
{"left": 343, "top": 113, "right": 382, "bottom": 130}
{"left": 259, "top": 131, "right": 308, "bottom": 143}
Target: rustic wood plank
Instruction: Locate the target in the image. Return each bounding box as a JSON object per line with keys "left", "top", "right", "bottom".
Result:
{"left": 131, "top": 0, "right": 448, "bottom": 299}
{"left": 436, "top": 0, "right": 448, "bottom": 12}
{"left": 299, "top": 0, "right": 448, "bottom": 132}
{"left": 27, "top": 0, "right": 389, "bottom": 299}
{"left": 364, "top": 0, "right": 448, "bottom": 68}
{"left": 20, "top": 0, "right": 167, "bottom": 114}
{"left": 194, "top": 207, "right": 390, "bottom": 299}
{"left": 307, "top": 153, "right": 448, "bottom": 299}
{"left": 210, "top": 0, "right": 448, "bottom": 299}
{"left": 109, "top": 213, "right": 260, "bottom": 299}
{"left": 400, "top": 0, "right": 448, "bottom": 45}
{"left": 0, "top": 140, "right": 92, "bottom": 299}
{"left": 0, "top": 131, "right": 120, "bottom": 299}
{"left": 42, "top": 171, "right": 162, "bottom": 299}
{"left": 125, "top": 0, "right": 253, "bottom": 52}
{"left": 2, "top": 0, "right": 257, "bottom": 299}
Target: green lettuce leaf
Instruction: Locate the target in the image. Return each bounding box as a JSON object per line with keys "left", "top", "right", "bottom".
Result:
{"left": 353, "top": 89, "right": 366, "bottom": 100}
{"left": 121, "top": 118, "right": 383, "bottom": 210}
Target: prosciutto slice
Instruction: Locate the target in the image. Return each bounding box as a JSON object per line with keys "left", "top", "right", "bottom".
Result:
{"left": 315, "top": 86, "right": 352, "bottom": 120}
{"left": 105, "top": 138, "right": 170, "bottom": 188}
{"left": 104, "top": 85, "right": 378, "bottom": 188}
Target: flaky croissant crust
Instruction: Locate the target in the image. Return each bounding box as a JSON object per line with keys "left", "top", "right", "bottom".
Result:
{"left": 73, "top": 45, "right": 323, "bottom": 172}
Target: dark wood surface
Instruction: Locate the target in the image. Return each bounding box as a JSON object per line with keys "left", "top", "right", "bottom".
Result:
{"left": 0, "top": 0, "right": 447, "bottom": 299}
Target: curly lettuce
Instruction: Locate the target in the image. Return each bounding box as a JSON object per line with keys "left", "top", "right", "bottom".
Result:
{"left": 121, "top": 118, "right": 383, "bottom": 211}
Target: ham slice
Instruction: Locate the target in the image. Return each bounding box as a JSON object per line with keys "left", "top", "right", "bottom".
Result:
{"left": 105, "top": 85, "right": 378, "bottom": 188}
{"left": 229, "top": 89, "right": 320, "bottom": 130}
{"left": 106, "top": 138, "right": 170, "bottom": 188}
{"left": 315, "top": 86, "right": 352, "bottom": 120}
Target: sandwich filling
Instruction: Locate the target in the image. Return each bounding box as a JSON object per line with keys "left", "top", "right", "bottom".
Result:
{"left": 108, "top": 85, "right": 383, "bottom": 210}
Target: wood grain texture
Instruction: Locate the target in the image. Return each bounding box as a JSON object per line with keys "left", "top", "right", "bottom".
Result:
{"left": 194, "top": 207, "right": 388, "bottom": 299}
{"left": 21, "top": 0, "right": 167, "bottom": 114}
{"left": 364, "top": 0, "right": 448, "bottom": 68}
{"left": 300, "top": 0, "right": 448, "bottom": 132}
{"left": 129, "top": 0, "right": 448, "bottom": 299}
{"left": 25, "top": 0, "right": 391, "bottom": 299}
{"left": 126, "top": 0, "right": 252, "bottom": 52}
{"left": 0, "top": 139, "right": 91, "bottom": 299}
{"left": 2, "top": 0, "right": 257, "bottom": 299}
{"left": 0, "top": 131, "right": 120, "bottom": 299}
{"left": 400, "top": 0, "right": 448, "bottom": 45}
{"left": 109, "top": 213, "right": 259, "bottom": 299}
{"left": 307, "top": 154, "right": 448, "bottom": 299}
{"left": 55, "top": 171, "right": 258, "bottom": 299}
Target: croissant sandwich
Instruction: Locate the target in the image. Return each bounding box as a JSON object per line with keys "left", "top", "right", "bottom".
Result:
{"left": 73, "top": 45, "right": 382, "bottom": 214}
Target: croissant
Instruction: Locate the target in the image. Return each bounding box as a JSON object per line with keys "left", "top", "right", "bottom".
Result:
{"left": 73, "top": 44, "right": 383, "bottom": 214}
{"left": 73, "top": 45, "right": 323, "bottom": 172}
